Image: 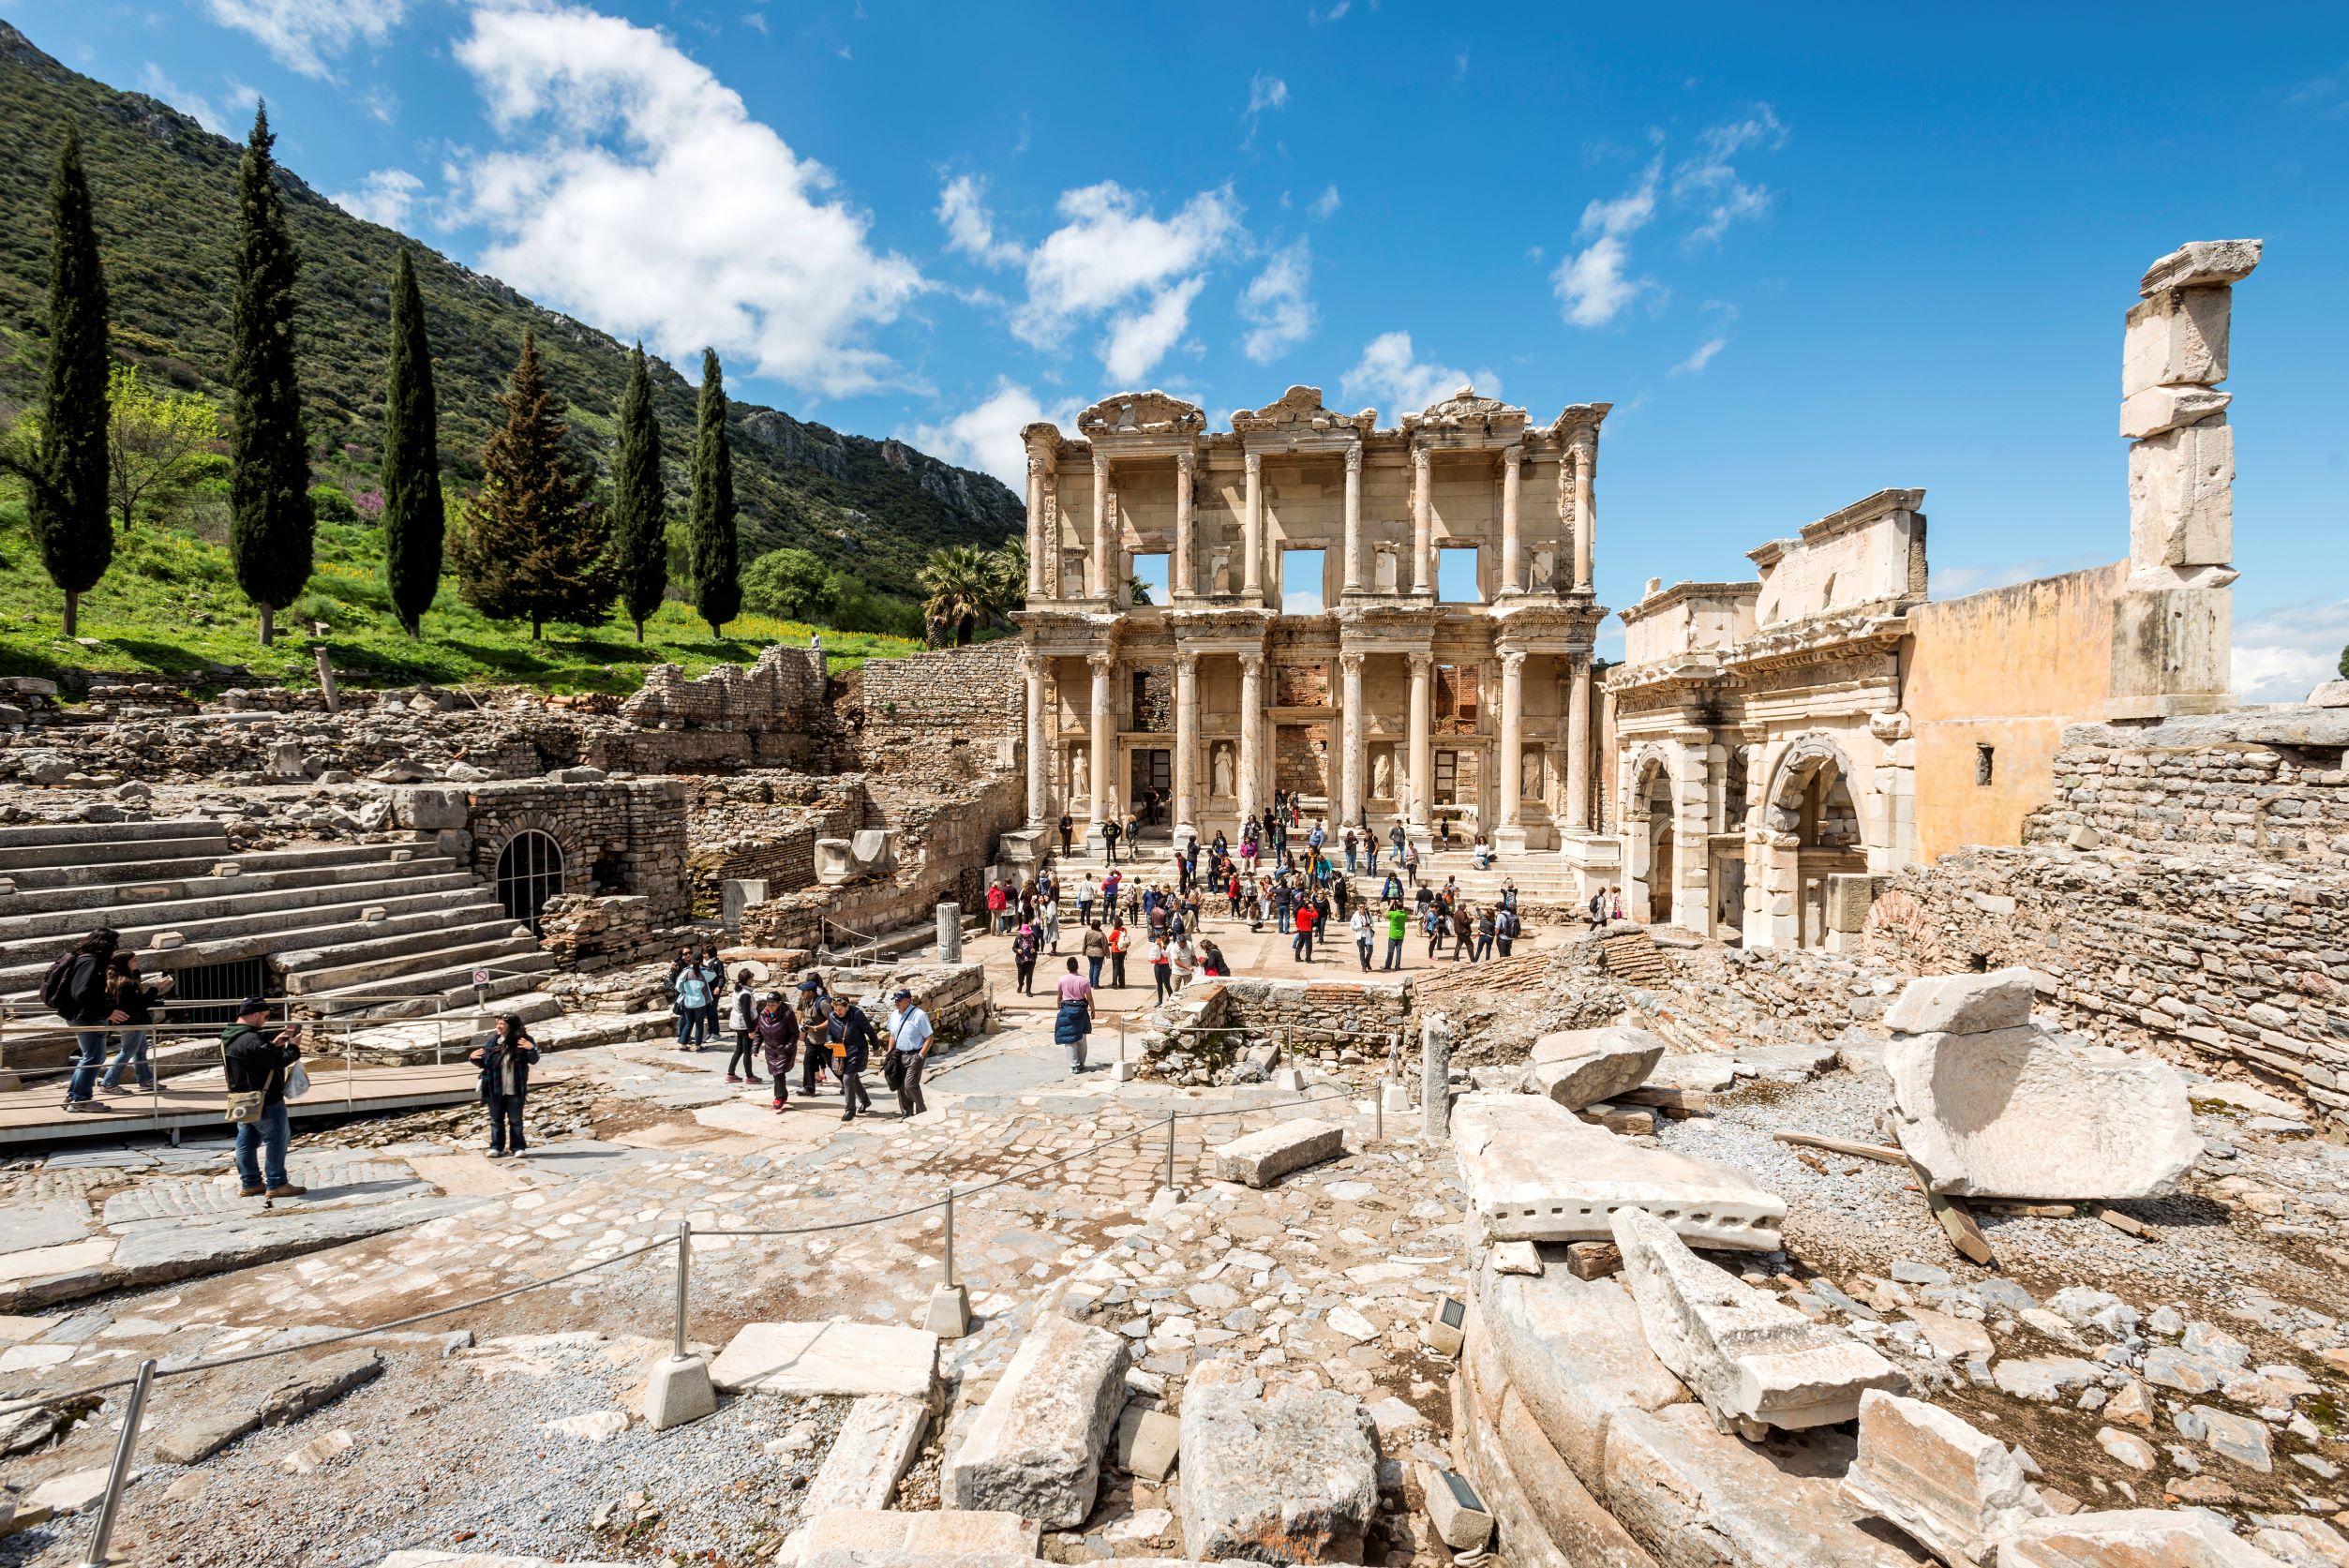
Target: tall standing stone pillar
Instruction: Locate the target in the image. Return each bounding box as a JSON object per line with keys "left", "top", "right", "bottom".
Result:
{"left": 1024, "top": 652, "right": 1049, "bottom": 829}
{"left": 1174, "top": 650, "right": 1200, "bottom": 840}
{"left": 1025, "top": 456, "right": 1046, "bottom": 599}
{"left": 1410, "top": 447, "right": 1433, "bottom": 595}
{"left": 1564, "top": 653, "right": 1593, "bottom": 831}
{"left": 1237, "top": 651, "right": 1264, "bottom": 831}
{"left": 1494, "top": 651, "right": 1526, "bottom": 854}
{"left": 1420, "top": 1013, "right": 1453, "bottom": 1141}
{"left": 1406, "top": 651, "right": 1433, "bottom": 837}
{"left": 1339, "top": 650, "right": 1365, "bottom": 829}
{"left": 1088, "top": 454, "right": 1112, "bottom": 600}
{"left": 1341, "top": 442, "right": 1364, "bottom": 594}
{"left": 2108, "top": 238, "right": 2260, "bottom": 719}
{"left": 1242, "top": 451, "right": 1264, "bottom": 602}
{"left": 1173, "top": 449, "right": 1195, "bottom": 600}
{"left": 1086, "top": 651, "right": 1115, "bottom": 846}
{"left": 1497, "top": 444, "right": 1522, "bottom": 595}
{"left": 1570, "top": 429, "right": 1597, "bottom": 594}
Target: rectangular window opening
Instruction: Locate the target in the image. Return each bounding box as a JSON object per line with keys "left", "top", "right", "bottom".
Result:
{"left": 1438, "top": 545, "right": 1483, "bottom": 604}
{"left": 1280, "top": 548, "right": 1327, "bottom": 614}
{"left": 1975, "top": 743, "right": 1995, "bottom": 786}
{"left": 1130, "top": 551, "right": 1170, "bottom": 605}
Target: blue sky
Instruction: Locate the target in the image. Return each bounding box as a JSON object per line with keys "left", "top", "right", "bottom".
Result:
{"left": 15, "top": 1, "right": 2349, "bottom": 692}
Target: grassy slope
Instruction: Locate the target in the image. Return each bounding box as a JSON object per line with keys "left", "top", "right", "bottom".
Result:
{"left": 0, "top": 488, "right": 919, "bottom": 691}
{"left": 0, "top": 17, "right": 1023, "bottom": 607}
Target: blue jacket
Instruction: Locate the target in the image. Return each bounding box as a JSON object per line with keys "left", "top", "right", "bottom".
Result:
{"left": 1054, "top": 998, "right": 1091, "bottom": 1044}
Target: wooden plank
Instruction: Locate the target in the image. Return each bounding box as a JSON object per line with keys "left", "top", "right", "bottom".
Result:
{"left": 1617, "top": 1086, "right": 1715, "bottom": 1112}
{"left": 1979, "top": 1202, "right": 2081, "bottom": 1218}
{"left": 1772, "top": 1131, "right": 1906, "bottom": 1165}
{"left": 2089, "top": 1204, "right": 2159, "bottom": 1241}
{"left": 0, "top": 1062, "right": 489, "bottom": 1145}
{"left": 1906, "top": 1154, "right": 1997, "bottom": 1269}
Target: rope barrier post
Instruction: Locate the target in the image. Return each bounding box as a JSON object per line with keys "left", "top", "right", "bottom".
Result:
{"left": 925, "top": 1187, "right": 970, "bottom": 1338}
{"left": 645, "top": 1219, "right": 715, "bottom": 1431}
{"left": 80, "top": 1355, "right": 154, "bottom": 1568}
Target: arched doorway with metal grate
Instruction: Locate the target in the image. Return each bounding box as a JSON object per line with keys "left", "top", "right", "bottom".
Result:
{"left": 495, "top": 829, "right": 566, "bottom": 935}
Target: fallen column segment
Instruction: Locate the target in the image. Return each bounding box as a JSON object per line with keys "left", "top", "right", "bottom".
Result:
{"left": 1522, "top": 1025, "right": 1665, "bottom": 1110}
{"left": 1178, "top": 1359, "right": 1378, "bottom": 1564}
{"left": 1210, "top": 1118, "right": 1345, "bottom": 1188}
{"left": 944, "top": 1311, "right": 1130, "bottom": 1529}
{"left": 1839, "top": 1389, "right": 2048, "bottom": 1566}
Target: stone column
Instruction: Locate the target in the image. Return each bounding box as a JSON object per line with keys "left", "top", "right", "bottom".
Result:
{"left": 1086, "top": 651, "right": 1115, "bottom": 844}
{"left": 1174, "top": 449, "right": 1195, "bottom": 600}
{"left": 1038, "top": 462, "right": 1057, "bottom": 598}
{"left": 1407, "top": 650, "right": 1433, "bottom": 833}
{"left": 1564, "top": 652, "right": 1593, "bottom": 831}
{"left": 1024, "top": 651, "right": 1049, "bottom": 828}
{"left": 1089, "top": 454, "right": 1112, "bottom": 599}
{"left": 1025, "top": 455, "right": 1046, "bottom": 599}
{"left": 1237, "top": 651, "right": 1264, "bottom": 829}
{"left": 1495, "top": 650, "right": 1526, "bottom": 849}
{"left": 1411, "top": 446, "right": 1433, "bottom": 595}
{"left": 1497, "top": 444, "right": 1522, "bottom": 595}
{"left": 1339, "top": 650, "right": 1365, "bottom": 828}
{"left": 1242, "top": 450, "right": 1264, "bottom": 601}
{"left": 1341, "top": 441, "right": 1364, "bottom": 594}
{"left": 1570, "top": 429, "right": 1596, "bottom": 593}
{"left": 1174, "top": 650, "right": 1200, "bottom": 834}
{"left": 1420, "top": 1013, "right": 1453, "bottom": 1141}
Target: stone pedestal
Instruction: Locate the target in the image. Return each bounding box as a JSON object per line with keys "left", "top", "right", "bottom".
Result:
{"left": 1561, "top": 830, "right": 1623, "bottom": 904}
{"left": 935, "top": 903, "right": 963, "bottom": 964}
{"left": 722, "top": 878, "right": 769, "bottom": 934}
{"left": 926, "top": 1282, "right": 971, "bottom": 1338}
{"left": 998, "top": 829, "right": 1043, "bottom": 870}
{"left": 645, "top": 1353, "right": 717, "bottom": 1430}
{"left": 1493, "top": 826, "right": 1529, "bottom": 858}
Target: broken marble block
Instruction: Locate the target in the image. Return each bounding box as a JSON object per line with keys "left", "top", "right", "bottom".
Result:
{"left": 2001, "top": 1507, "right": 2288, "bottom": 1567}
{"left": 1840, "top": 1389, "right": 2047, "bottom": 1566}
{"left": 1610, "top": 1207, "right": 1904, "bottom": 1435}
{"left": 1453, "top": 1093, "right": 1786, "bottom": 1253}
{"left": 1522, "top": 1026, "right": 1665, "bottom": 1111}
{"left": 944, "top": 1311, "right": 1129, "bottom": 1529}
{"left": 1178, "top": 1360, "right": 1377, "bottom": 1564}
{"left": 1884, "top": 967, "right": 2037, "bottom": 1037}
{"left": 1209, "top": 1118, "right": 1344, "bottom": 1188}
{"left": 1886, "top": 1022, "right": 2200, "bottom": 1201}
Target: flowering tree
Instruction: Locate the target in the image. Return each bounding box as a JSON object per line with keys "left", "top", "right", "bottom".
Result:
{"left": 106, "top": 363, "right": 219, "bottom": 531}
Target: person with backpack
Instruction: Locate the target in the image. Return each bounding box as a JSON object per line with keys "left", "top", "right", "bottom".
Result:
{"left": 48, "top": 926, "right": 127, "bottom": 1113}
{"left": 222, "top": 998, "right": 306, "bottom": 1197}
{"left": 1102, "top": 815, "right": 1123, "bottom": 865}
{"left": 1106, "top": 918, "right": 1130, "bottom": 989}
{"left": 97, "top": 951, "right": 172, "bottom": 1096}
{"left": 470, "top": 1013, "right": 541, "bottom": 1157}
{"left": 725, "top": 969, "right": 764, "bottom": 1085}
{"left": 754, "top": 993, "right": 798, "bottom": 1112}
{"left": 795, "top": 977, "right": 834, "bottom": 1098}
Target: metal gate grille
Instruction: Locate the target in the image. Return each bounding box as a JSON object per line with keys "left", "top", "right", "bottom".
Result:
{"left": 496, "top": 830, "right": 565, "bottom": 935}
{"left": 169, "top": 956, "right": 270, "bottom": 1025}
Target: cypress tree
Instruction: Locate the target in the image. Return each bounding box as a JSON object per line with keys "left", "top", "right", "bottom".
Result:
{"left": 686, "top": 349, "right": 740, "bottom": 637}
{"left": 226, "top": 104, "right": 314, "bottom": 646}
{"left": 610, "top": 345, "right": 666, "bottom": 642}
{"left": 381, "top": 250, "right": 444, "bottom": 637}
{"left": 13, "top": 124, "right": 112, "bottom": 637}
{"left": 450, "top": 331, "right": 610, "bottom": 639}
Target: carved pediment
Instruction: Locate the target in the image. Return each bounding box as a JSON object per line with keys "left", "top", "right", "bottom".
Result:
{"left": 1076, "top": 391, "right": 1206, "bottom": 438}
{"left": 1405, "top": 384, "right": 1528, "bottom": 433}
{"left": 1230, "top": 384, "right": 1376, "bottom": 435}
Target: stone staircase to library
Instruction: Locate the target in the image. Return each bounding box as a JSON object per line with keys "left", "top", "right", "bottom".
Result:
{"left": 1044, "top": 831, "right": 1592, "bottom": 906}
{"left": 0, "top": 817, "right": 560, "bottom": 1072}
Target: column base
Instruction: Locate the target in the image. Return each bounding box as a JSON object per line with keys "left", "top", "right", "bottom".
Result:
{"left": 1493, "top": 826, "right": 1529, "bottom": 858}
{"left": 1560, "top": 829, "right": 1623, "bottom": 904}
{"left": 1173, "top": 823, "right": 1198, "bottom": 854}
{"left": 925, "top": 1282, "right": 971, "bottom": 1338}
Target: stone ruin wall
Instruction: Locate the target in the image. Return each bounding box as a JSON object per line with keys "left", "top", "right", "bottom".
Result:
{"left": 1139, "top": 978, "right": 1413, "bottom": 1082}
{"left": 842, "top": 642, "right": 1025, "bottom": 787}
{"left": 393, "top": 778, "right": 693, "bottom": 931}
{"left": 681, "top": 774, "right": 870, "bottom": 918}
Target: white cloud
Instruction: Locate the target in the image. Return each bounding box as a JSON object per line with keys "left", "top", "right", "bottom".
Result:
{"left": 1248, "top": 71, "right": 1289, "bottom": 116}
{"left": 1674, "top": 105, "right": 1786, "bottom": 247}
{"left": 902, "top": 380, "right": 1078, "bottom": 491}
{"left": 1670, "top": 336, "right": 1726, "bottom": 376}
{"left": 1238, "top": 238, "right": 1315, "bottom": 363}
{"left": 329, "top": 168, "right": 425, "bottom": 229}
{"left": 139, "top": 64, "right": 257, "bottom": 136}
{"left": 449, "top": 1, "right": 922, "bottom": 398}
{"left": 198, "top": 0, "right": 403, "bottom": 79}
{"left": 1101, "top": 276, "right": 1205, "bottom": 384}
{"left": 2233, "top": 598, "right": 2349, "bottom": 703}
{"left": 936, "top": 173, "right": 1025, "bottom": 268}
{"left": 1551, "top": 160, "right": 1657, "bottom": 327}
{"left": 1309, "top": 1, "right": 1350, "bottom": 20}
{"left": 1338, "top": 332, "right": 1499, "bottom": 423}
{"left": 1309, "top": 183, "right": 1340, "bottom": 220}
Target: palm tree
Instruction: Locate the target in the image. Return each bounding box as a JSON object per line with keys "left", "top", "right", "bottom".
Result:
{"left": 1128, "top": 574, "right": 1153, "bottom": 606}
{"left": 918, "top": 544, "right": 998, "bottom": 646}
{"left": 987, "top": 538, "right": 1028, "bottom": 611}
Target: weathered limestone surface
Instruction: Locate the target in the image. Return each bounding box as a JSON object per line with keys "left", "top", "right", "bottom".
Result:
{"left": 1525, "top": 1026, "right": 1665, "bottom": 1110}
{"left": 1455, "top": 1347, "right": 1660, "bottom": 1568}
{"left": 1886, "top": 1024, "right": 2200, "bottom": 1200}
{"left": 2001, "top": 1508, "right": 2289, "bottom": 1567}
{"left": 1603, "top": 1404, "right": 1927, "bottom": 1568}
{"left": 799, "top": 1508, "right": 1040, "bottom": 1561}
{"left": 1474, "top": 1259, "right": 1687, "bottom": 1484}
{"left": 1610, "top": 1209, "right": 1904, "bottom": 1434}
{"left": 709, "top": 1321, "right": 939, "bottom": 1401}
{"left": 801, "top": 1396, "right": 930, "bottom": 1516}
{"left": 1209, "top": 1119, "right": 1345, "bottom": 1188}
{"left": 149, "top": 1348, "right": 382, "bottom": 1465}
{"left": 1882, "top": 970, "right": 2036, "bottom": 1038}
{"left": 944, "top": 1312, "right": 1130, "bottom": 1529}
{"left": 1178, "top": 1361, "right": 1378, "bottom": 1565}
{"left": 1453, "top": 1095, "right": 1786, "bottom": 1252}
{"left": 1839, "top": 1390, "right": 2047, "bottom": 1567}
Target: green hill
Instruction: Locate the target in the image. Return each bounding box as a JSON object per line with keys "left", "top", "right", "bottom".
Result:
{"left": 0, "top": 15, "right": 1022, "bottom": 610}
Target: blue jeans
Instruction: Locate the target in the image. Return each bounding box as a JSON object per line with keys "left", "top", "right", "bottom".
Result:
{"left": 235, "top": 1102, "right": 291, "bottom": 1190}
{"left": 1087, "top": 958, "right": 1103, "bottom": 988}
{"left": 1384, "top": 939, "right": 1403, "bottom": 970}
{"left": 66, "top": 1029, "right": 109, "bottom": 1102}
{"left": 98, "top": 1031, "right": 153, "bottom": 1091}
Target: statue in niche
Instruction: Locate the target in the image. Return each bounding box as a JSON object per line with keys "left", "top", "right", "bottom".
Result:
{"left": 1373, "top": 545, "right": 1399, "bottom": 592}
{"left": 1210, "top": 549, "right": 1233, "bottom": 595}
{"left": 1061, "top": 557, "right": 1086, "bottom": 598}
{"left": 1528, "top": 545, "right": 1555, "bottom": 591}
{"left": 1211, "top": 741, "right": 1235, "bottom": 799}
{"left": 1070, "top": 745, "right": 1089, "bottom": 802}
{"left": 1371, "top": 746, "right": 1394, "bottom": 800}
{"left": 1521, "top": 747, "right": 1544, "bottom": 804}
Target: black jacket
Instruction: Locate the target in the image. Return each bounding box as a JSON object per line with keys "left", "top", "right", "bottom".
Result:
{"left": 58, "top": 951, "right": 114, "bottom": 1026}
{"left": 827, "top": 1007, "right": 874, "bottom": 1073}
{"left": 473, "top": 1031, "right": 541, "bottom": 1099}
{"left": 223, "top": 1023, "right": 302, "bottom": 1109}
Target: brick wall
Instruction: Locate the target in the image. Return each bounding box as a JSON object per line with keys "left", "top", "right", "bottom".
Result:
{"left": 848, "top": 643, "right": 1024, "bottom": 786}
{"left": 420, "top": 777, "right": 692, "bottom": 928}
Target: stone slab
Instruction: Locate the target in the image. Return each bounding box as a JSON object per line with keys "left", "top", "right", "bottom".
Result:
{"left": 1525, "top": 1027, "right": 1665, "bottom": 1111}
{"left": 2002, "top": 1508, "right": 2286, "bottom": 1566}
{"left": 1115, "top": 1403, "right": 1180, "bottom": 1484}
{"left": 710, "top": 1321, "right": 939, "bottom": 1402}
{"left": 150, "top": 1348, "right": 383, "bottom": 1465}
{"left": 0, "top": 1200, "right": 92, "bottom": 1254}
{"left": 944, "top": 1312, "right": 1129, "bottom": 1529}
{"left": 1887, "top": 1026, "right": 2200, "bottom": 1200}
{"left": 1884, "top": 969, "right": 2036, "bottom": 1038}
{"left": 1611, "top": 1208, "right": 1904, "bottom": 1434}
{"left": 2139, "top": 239, "right": 2262, "bottom": 296}
{"left": 1840, "top": 1390, "right": 2047, "bottom": 1566}
{"left": 1179, "top": 1361, "right": 1378, "bottom": 1565}
{"left": 801, "top": 1396, "right": 930, "bottom": 1516}
{"left": 1474, "top": 1262, "right": 1688, "bottom": 1487}
{"left": 1455, "top": 1351, "right": 1659, "bottom": 1568}
{"left": 1209, "top": 1119, "right": 1345, "bottom": 1188}
{"left": 1453, "top": 1094, "right": 1786, "bottom": 1252}
{"left": 799, "top": 1509, "right": 1040, "bottom": 1563}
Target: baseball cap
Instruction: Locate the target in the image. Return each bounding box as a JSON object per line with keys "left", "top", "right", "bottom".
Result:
{"left": 237, "top": 995, "right": 269, "bottom": 1015}
{"left": 891, "top": 988, "right": 912, "bottom": 1000}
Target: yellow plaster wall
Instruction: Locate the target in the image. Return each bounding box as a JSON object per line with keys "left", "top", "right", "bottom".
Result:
{"left": 1905, "top": 561, "right": 2127, "bottom": 861}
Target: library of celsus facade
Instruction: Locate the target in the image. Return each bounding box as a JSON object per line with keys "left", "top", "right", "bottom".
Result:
{"left": 1014, "top": 384, "right": 1619, "bottom": 888}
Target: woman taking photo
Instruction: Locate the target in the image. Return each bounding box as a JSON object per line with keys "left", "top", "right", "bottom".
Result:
{"left": 471, "top": 1014, "right": 541, "bottom": 1157}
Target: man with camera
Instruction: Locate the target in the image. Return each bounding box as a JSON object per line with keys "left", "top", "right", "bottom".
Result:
{"left": 222, "top": 998, "right": 307, "bottom": 1199}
